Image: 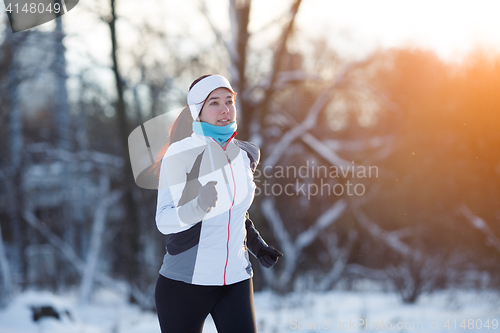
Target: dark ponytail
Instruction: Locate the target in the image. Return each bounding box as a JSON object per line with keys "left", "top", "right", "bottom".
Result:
{"left": 167, "top": 74, "right": 213, "bottom": 147}
{"left": 153, "top": 75, "right": 215, "bottom": 171}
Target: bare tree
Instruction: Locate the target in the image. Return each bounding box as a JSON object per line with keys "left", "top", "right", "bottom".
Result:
{"left": 199, "top": 0, "right": 303, "bottom": 141}
{"left": 1, "top": 28, "right": 30, "bottom": 287}
{"left": 54, "top": 15, "right": 71, "bottom": 151}
{"left": 0, "top": 221, "right": 13, "bottom": 307}
{"left": 22, "top": 200, "right": 152, "bottom": 309}
{"left": 260, "top": 197, "right": 347, "bottom": 291}
{"left": 107, "top": 0, "right": 141, "bottom": 283}
{"left": 317, "top": 229, "right": 357, "bottom": 291}
{"left": 386, "top": 251, "right": 449, "bottom": 304}
{"left": 352, "top": 203, "right": 453, "bottom": 303}
{"left": 79, "top": 176, "right": 123, "bottom": 303}
{"left": 251, "top": 0, "right": 303, "bottom": 143}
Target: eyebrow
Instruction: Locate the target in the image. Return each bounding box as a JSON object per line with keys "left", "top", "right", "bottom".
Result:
{"left": 208, "top": 95, "right": 233, "bottom": 101}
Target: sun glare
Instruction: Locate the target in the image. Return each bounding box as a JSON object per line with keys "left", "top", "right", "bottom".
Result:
{"left": 268, "top": 0, "right": 500, "bottom": 62}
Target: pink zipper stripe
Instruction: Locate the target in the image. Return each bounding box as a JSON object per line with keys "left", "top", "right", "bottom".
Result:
{"left": 223, "top": 153, "right": 236, "bottom": 285}
{"left": 211, "top": 135, "right": 238, "bottom": 285}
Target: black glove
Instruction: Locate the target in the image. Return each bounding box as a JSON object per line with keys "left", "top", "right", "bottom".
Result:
{"left": 257, "top": 245, "right": 283, "bottom": 268}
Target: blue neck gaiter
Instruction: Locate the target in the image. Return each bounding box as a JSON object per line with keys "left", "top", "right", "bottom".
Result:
{"left": 192, "top": 121, "right": 237, "bottom": 145}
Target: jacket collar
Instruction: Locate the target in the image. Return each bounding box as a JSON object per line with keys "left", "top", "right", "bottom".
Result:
{"left": 192, "top": 131, "right": 237, "bottom": 151}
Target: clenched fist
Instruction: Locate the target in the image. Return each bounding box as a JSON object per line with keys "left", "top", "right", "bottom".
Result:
{"left": 197, "top": 181, "right": 218, "bottom": 212}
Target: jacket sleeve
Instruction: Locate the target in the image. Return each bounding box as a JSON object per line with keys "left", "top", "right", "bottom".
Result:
{"left": 245, "top": 212, "right": 269, "bottom": 258}
{"left": 155, "top": 151, "right": 208, "bottom": 234}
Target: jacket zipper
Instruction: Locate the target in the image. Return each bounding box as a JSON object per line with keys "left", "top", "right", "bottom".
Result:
{"left": 212, "top": 133, "right": 237, "bottom": 285}
{"left": 223, "top": 152, "right": 236, "bottom": 285}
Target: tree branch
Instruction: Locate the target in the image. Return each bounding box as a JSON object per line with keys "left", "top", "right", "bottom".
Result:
{"left": 352, "top": 205, "right": 421, "bottom": 260}
{"left": 459, "top": 204, "right": 500, "bottom": 254}
{"left": 262, "top": 58, "right": 374, "bottom": 169}
{"left": 198, "top": 0, "right": 236, "bottom": 64}
{"left": 258, "top": 0, "right": 303, "bottom": 109}
{"left": 0, "top": 223, "right": 13, "bottom": 306}
{"left": 79, "top": 176, "right": 123, "bottom": 303}
{"left": 22, "top": 199, "right": 152, "bottom": 309}
{"left": 261, "top": 197, "right": 347, "bottom": 288}
{"left": 317, "top": 229, "right": 357, "bottom": 291}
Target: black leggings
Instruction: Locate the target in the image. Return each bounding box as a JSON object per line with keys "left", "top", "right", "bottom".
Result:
{"left": 155, "top": 275, "right": 257, "bottom": 333}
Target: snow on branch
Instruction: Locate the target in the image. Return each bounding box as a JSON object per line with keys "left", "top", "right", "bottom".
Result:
{"left": 79, "top": 176, "right": 123, "bottom": 303}
{"left": 262, "top": 58, "right": 373, "bottom": 169}
{"left": 317, "top": 229, "right": 357, "bottom": 291}
{"left": 261, "top": 197, "right": 347, "bottom": 287}
{"left": 300, "top": 131, "right": 353, "bottom": 169}
{"left": 459, "top": 204, "right": 500, "bottom": 254}
{"left": 345, "top": 263, "right": 387, "bottom": 281}
{"left": 23, "top": 207, "right": 86, "bottom": 273}
{"left": 295, "top": 199, "right": 348, "bottom": 250}
{"left": 262, "top": 83, "right": 338, "bottom": 168}
{"left": 274, "top": 110, "right": 395, "bottom": 172}
{"left": 261, "top": 198, "right": 295, "bottom": 264}
{"left": 278, "top": 110, "right": 388, "bottom": 170}
{"left": 352, "top": 206, "right": 421, "bottom": 260}
{"left": 22, "top": 192, "right": 153, "bottom": 308}
{"left": 25, "top": 143, "right": 123, "bottom": 168}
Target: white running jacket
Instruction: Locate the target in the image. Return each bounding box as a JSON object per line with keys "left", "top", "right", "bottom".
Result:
{"left": 155, "top": 132, "right": 261, "bottom": 286}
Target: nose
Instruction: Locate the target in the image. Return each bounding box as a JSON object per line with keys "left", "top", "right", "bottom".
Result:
{"left": 220, "top": 104, "right": 229, "bottom": 114}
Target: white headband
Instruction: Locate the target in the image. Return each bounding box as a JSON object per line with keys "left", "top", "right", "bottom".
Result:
{"left": 187, "top": 75, "right": 235, "bottom": 120}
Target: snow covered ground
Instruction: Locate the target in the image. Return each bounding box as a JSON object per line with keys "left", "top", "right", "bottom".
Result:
{"left": 0, "top": 287, "right": 499, "bottom": 333}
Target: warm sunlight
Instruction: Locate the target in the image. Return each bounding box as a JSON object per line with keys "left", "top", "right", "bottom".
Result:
{"left": 2, "top": 1, "right": 500, "bottom": 332}
{"left": 289, "top": 0, "right": 500, "bottom": 61}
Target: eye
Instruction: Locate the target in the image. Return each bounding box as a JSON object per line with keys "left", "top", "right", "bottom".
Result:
{"left": 210, "top": 101, "right": 218, "bottom": 106}
{"left": 226, "top": 100, "right": 234, "bottom": 105}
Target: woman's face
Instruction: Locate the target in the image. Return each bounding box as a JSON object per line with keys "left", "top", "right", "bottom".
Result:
{"left": 198, "top": 88, "right": 236, "bottom": 126}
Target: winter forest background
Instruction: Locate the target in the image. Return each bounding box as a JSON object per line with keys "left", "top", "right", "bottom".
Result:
{"left": 1, "top": 0, "right": 500, "bottom": 329}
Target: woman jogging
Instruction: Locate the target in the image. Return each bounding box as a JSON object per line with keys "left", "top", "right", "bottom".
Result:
{"left": 155, "top": 74, "right": 282, "bottom": 333}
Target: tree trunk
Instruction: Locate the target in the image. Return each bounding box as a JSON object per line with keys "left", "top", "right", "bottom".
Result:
{"left": 251, "top": 0, "right": 303, "bottom": 143}
{"left": 53, "top": 14, "right": 78, "bottom": 275}
{"left": 228, "top": 0, "right": 251, "bottom": 140}
{"left": 0, "top": 222, "right": 13, "bottom": 306}
{"left": 7, "top": 58, "right": 25, "bottom": 284}
{"left": 108, "top": 0, "right": 141, "bottom": 283}
{"left": 54, "top": 13, "right": 71, "bottom": 151}
{"left": 260, "top": 198, "right": 347, "bottom": 290}
{"left": 79, "top": 176, "right": 122, "bottom": 303}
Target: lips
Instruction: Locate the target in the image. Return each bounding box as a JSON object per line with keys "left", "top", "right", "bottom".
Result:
{"left": 218, "top": 119, "right": 231, "bottom": 125}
